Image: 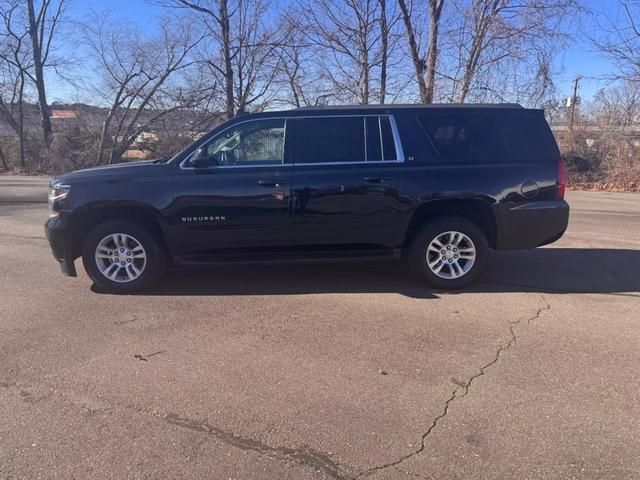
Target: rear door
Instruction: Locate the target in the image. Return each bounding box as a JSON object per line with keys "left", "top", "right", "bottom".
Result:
{"left": 290, "top": 115, "right": 402, "bottom": 250}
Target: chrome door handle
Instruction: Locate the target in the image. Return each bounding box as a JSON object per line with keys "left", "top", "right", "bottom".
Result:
{"left": 258, "top": 179, "right": 286, "bottom": 187}
{"left": 363, "top": 177, "right": 390, "bottom": 183}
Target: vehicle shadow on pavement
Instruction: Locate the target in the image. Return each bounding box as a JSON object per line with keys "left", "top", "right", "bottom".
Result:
{"left": 142, "top": 262, "right": 440, "bottom": 299}
{"left": 99, "top": 248, "right": 640, "bottom": 298}
{"left": 476, "top": 247, "right": 640, "bottom": 295}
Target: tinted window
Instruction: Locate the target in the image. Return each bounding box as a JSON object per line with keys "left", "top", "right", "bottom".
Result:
{"left": 517, "top": 115, "right": 559, "bottom": 159}
{"left": 380, "top": 116, "right": 397, "bottom": 160}
{"left": 417, "top": 113, "right": 556, "bottom": 164}
{"left": 366, "top": 117, "right": 383, "bottom": 161}
{"left": 187, "top": 118, "right": 285, "bottom": 167}
{"left": 294, "top": 117, "right": 365, "bottom": 163}
{"left": 365, "top": 116, "right": 397, "bottom": 161}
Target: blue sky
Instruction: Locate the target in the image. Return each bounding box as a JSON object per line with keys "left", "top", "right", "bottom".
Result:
{"left": 50, "top": 0, "right": 620, "bottom": 104}
{"left": 552, "top": 0, "right": 622, "bottom": 101}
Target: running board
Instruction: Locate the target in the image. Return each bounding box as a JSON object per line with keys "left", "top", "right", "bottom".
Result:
{"left": 175, "top": 249, "right": 401, "bottom": 266}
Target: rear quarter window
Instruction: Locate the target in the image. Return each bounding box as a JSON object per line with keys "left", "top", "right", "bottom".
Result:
{"left": 416, "top": 112, "right": 558, "bottom": 164}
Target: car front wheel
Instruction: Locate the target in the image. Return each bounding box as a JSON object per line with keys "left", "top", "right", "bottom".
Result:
{"left": 82, "top": 220, "right": 166, "bottom": 293}
{"left": 408, "top": 216, "right": 488, "bottom": 290}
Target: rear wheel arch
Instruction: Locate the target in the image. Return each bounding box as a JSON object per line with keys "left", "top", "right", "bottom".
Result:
{"left": 402, "top": 199, "right": 497, "bottom": 251}
{"left": 69, "top": 203, "right": 169, "bottom": 260}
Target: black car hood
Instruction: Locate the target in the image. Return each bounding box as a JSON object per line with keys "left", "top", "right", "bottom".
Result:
{"left": 52, "top": 160, "right": 168, "bottom": 184}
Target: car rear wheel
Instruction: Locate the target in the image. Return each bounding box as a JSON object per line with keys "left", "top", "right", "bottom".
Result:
{"left": 82, "top": 220, "right": 166, "bottom": 293}
{"left": 408, "top": 216, "right": 488, "bottom": 290}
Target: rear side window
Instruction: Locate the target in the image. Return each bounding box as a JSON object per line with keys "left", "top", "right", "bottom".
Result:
{"left": 380, "top": 116, "right": 397, "bottom": 160}
{"left": 365, "top": 116, "right": 397, "bottom": 161}
{"left": 294, "top": 116, "right": 398, "bottom": 164}
{"left": 366, "top": 117, "right": 383, "bottom": 161}
{"left": 417, "top": 112, "right": 557, "bottom": 164}
{"left": 294, "top": 117, "right": 365, "bottom": 163}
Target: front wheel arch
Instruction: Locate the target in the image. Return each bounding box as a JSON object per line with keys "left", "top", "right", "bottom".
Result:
{"left": 69, "top": 203, "right": 170, "bottom": 261}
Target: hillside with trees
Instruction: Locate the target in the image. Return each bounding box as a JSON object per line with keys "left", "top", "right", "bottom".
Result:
{"left": 1, "top": 0, "right": 639, "bottom": 190}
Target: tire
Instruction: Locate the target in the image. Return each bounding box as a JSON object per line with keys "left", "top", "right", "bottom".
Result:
{"left": 82, "top": 220, "right": 166, "bottom": 293}
{"left": 407, "top": 216, "right": 488, "bottom": 290}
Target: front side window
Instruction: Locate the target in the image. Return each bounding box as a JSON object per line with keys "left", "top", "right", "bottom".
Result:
{"left": 186, "top": 118, "right": 286, "bottom": 167}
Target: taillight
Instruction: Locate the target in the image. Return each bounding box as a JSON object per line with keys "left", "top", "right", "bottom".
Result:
{"left": 556, "top": 158, "right": 566, "bottom": 200}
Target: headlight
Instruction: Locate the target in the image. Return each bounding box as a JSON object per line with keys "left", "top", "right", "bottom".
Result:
{"left": 48, "top": 184, "right": 70, "bottom": 216}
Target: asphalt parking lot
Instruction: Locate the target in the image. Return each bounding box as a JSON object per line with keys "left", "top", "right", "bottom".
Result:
{"left": 1, "top": 174, "right": 639, "bottom": 479}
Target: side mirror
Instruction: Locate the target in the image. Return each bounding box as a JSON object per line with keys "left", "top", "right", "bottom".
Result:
{"left": 191, "top": 147, "right": 210, "bottom": 169}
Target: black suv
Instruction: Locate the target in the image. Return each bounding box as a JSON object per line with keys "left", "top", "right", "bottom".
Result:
{"left": 45, "top": 104, "right": 569, "bottom": 292}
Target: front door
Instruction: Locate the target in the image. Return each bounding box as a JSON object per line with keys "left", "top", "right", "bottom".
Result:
{"left": 169, "top": 118, "right": 293, "bottom": 257}
{"left": 291, "top": 115, "right": 401, "bottom": 251}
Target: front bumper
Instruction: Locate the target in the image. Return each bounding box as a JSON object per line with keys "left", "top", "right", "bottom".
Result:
{"left": 495, "top": 200, "right": 570, "bottom": 250}
{"left": 44, "top": 214, "right": 77, "bottom": 277}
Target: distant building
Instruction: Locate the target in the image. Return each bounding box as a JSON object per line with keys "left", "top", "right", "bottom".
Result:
{"left": 50, "top": 110, "right": 78, "bottom": 120}
{"left": 123, "top": 149, "right": 148, "bottom": 159}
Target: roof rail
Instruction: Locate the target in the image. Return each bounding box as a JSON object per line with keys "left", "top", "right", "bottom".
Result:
{"left": 294, "top": 103, "right": 524, "bottom": 110}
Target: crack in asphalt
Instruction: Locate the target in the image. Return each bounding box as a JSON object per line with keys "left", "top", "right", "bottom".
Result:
{"left": 2, "top": 295, "right": 557, "bottom": 480}
{"left": 165, "top": 414, "right": 350, "bottom": 479}
{"left": 356, "top": 295, "right": 552, "bottom": 479}
{"left": 3, "top": 382, "right": 353, "bottom": 479}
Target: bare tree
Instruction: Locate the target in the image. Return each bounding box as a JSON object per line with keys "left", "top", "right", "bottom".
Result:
{"left": 397, "top": 0, "right": 445, "bottom": 103}
{"left": 397, "top": 0, "right": 425, "bottom": 101}
{"left": 275, "top": 15, "right": 325, "bottom": 107}
{"left": 568, "top": 82, "right": 640, "bottom": 189}
{"left": 425, "top": 0, "right": 445, "bottom": 102}
{"left": 378, "top": 0, "right": 389, "bottom": 103}
{"left": 441, "top": 0, "right": 578, "bottom": 104}
{"left": 162, "top": 0, "right": 234, "bottom": 118}
{"left": 299, "top": 0, "right": 393, "bottom": 104}
{"left": 230, "top": 0, "right": 284, "bottom": 112}
{"left": 161, "top": 0, "right": 283, "bottom": 119}
{"left": 594, "top": 0, "right": 640, "bottom": 85}
{"left": 0, "top": 0, "right": 30, "bottom": 167}
{"left": 591, "top": 82, "right": 640, "bottom": 127}
{"left": 83, "top": 16, "right": 202, "bottom": 164}
{"left": 279, "top": 19, "right": 309, "bottom": 107}
{"left": 25, "top": 0, "right": 65, "bottom": 144}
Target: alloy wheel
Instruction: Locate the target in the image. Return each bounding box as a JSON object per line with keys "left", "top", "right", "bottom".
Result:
{"left": 94, "top": 233, "right": 147, "bottom": 283}
{"left": 426, "top": 230, "right": 476, "bottom": 279}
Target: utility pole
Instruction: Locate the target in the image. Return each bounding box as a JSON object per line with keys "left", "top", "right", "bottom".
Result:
{"left": 568, "top": 75, "right": 582, "bottom": 149}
